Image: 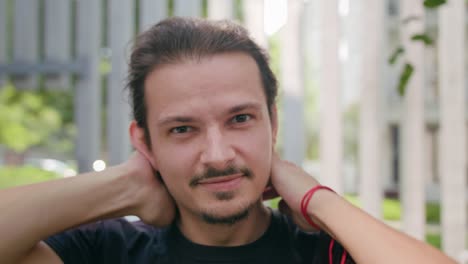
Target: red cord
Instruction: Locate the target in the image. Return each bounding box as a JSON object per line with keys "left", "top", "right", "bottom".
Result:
{"left": 328, "top": 239, "right": 348, "bottom": 264}
{"left": 300, "top": 185, "right": 348, "bottom": 264}
{"left": 300, "top": 185, "right": 335, "bottom": 230}
{"left": 329, "top": 239, "right": 335, "bottom": 264}
{"left": 340, "top": 250, "right": 348, "bottom": 264}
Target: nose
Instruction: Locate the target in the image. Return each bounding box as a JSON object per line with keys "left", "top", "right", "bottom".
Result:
{"left": 200, "top": 127, "right": 236, "bottom": 169}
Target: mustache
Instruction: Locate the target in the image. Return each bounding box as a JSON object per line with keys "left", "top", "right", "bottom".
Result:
{"left": 189, "top": 165, "right": 253, "bottom": 187}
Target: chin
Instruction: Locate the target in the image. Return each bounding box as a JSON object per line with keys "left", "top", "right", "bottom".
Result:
{"left": 198, "top": 196, "right": 260, "bottom": 225}
{"left": 201, "top": 207, "right": 251, "bottom": 225}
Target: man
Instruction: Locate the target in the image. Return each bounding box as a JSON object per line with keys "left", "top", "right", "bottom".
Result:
{"left": 0, "top": 17, "right": 455, "bottom": 264}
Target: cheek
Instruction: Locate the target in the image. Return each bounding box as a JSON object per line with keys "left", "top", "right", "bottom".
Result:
{"left": 152, "top": 142, "right": 197, "bottom": 186}
{"left": 238, "top": 127, "right": 273, "bottom": 179}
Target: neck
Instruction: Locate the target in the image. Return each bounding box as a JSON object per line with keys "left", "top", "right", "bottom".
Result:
{"left": 177, "top": 200, "right": 271, "bottom": 247}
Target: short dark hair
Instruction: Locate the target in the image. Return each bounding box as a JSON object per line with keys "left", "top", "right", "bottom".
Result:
{"left": 127, "top": 17, "right": 278, "bottom": 142}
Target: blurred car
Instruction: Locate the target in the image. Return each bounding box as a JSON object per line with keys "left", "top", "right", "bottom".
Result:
{"left": 24, "top": 158, "right": 77, "bottom": 177}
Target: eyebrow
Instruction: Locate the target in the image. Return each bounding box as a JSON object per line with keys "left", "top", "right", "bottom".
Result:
{"left": 157, "top": 102, "right": 263, "bottom": 127}
{"left": 158, "top": 116, "right": 195, "bottom": 127}
{"left": 227, "top": 102, "right": 262, "bottom": 114}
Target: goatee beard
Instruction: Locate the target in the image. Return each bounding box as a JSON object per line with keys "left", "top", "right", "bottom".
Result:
{"left": 201, "top": 203, "right": 253, "bottom": 225}
{"left": 191, "top": 164, "right": 256, "bottom": 225}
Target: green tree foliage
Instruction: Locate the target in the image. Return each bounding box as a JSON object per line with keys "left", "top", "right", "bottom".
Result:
{"left": 0, "top": 166, "right": 59, "bottom": 189}
{"left": 0, "top": 84, "right": 64, "bottom": 153}
{"left": 388, "top": 0, "right": 459, "bottom": 96}
{"left": 423, "top": 0, "right": 447, "bottom": 8}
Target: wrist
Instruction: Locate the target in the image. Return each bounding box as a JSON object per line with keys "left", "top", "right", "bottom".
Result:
{"left": 110, "top": 163, "right": 145, "bottom": 216}
{"left": 303, "top": 187, "right": 339, "bottom": 231}
{"left": 309, "top": 190, "right": 341, "bottom": 231}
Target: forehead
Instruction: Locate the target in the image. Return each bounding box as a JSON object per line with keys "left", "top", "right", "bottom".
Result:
{"left": 143, "top": 52, "right": 267, "bottom": 121}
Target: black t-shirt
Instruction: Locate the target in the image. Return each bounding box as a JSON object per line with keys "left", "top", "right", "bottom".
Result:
{"left": 45, "top": 211, "right": 354, "bottom": 263}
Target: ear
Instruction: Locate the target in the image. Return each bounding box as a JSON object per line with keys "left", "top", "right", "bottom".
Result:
{"left": 129, "top": 120, "right": 158, "bottom": 169}
{"left": 270, "top": 106, "right": 279, "bottom": 146}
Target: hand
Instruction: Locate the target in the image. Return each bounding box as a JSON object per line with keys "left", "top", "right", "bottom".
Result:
{"left": 266, "top": 153, "right": 321, "bottom": 232}
{"left": 121, "top": 152, "right": 176, "bottom": 227}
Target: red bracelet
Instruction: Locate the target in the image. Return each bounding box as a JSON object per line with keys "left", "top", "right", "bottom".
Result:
{"left": 300, "top": 185, "right": 348, "bottom": 264}
{"left": 300, "top": 185, "right": 335, "bottom": 230}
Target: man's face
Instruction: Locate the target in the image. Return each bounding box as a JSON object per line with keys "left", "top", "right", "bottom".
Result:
{"left": 142, "top": 52, "right": 277, "bottom": 224}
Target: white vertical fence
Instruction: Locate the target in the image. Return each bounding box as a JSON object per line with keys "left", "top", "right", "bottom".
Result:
{"left": 13, "top": 0, "right": 39, "bottom": 89}
{"left": 439, "top": 0, "right": 467, "bottom": 260}
{"left": 319, "top": 0, "right": 344, "bottom": 194}
{"left": 243, "top": 0, "right": 267, "bottom": 48}
{"left": 359, "top": 0, "right": 384, "bottom": 219}
{"left": 400, "top": 0, "right": 426, "bottom": 241}
{"left": 208, "top": 0, "right": 234, "bottom": 20}
{"left": 174, "top": 0, "right": 202, "bottom": 17}
{"left": 44, "top": 0, "right": 72, "bottom": 89}
{"left": 281, "top": 0, "right": 306, "bottom": 166}
{"left": 107, "top": 0, "right": 134, "bottom": 166}
{"left": 0, "top": 0, "right": 6, "bottom": 86}
{"left": 75, "top": 0, "right": 102, "bottom": 172}
{"left": 139, "top": 0, "right": 167, "bottom": 31}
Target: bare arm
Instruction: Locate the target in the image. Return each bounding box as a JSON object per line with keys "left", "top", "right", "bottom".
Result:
{"left": 270, "top": 155, "right": 456, "bottom": 264}
{"left": 19, "top": 242, "right": 63, "bottom": 264}
{"left": 310, "top": 190, "right": 456, "bottom": 264}
{"left": 0, "top": 153, "right": 175, "bottom": 264}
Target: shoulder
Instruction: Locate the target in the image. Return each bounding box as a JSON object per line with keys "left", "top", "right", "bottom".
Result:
{"left": 100, "top": 218, "right": 166, "bottom": 239}
{"left": 46, "top": 217, "right": 168, "bottom": 243}
{"left": 99, "top": 218, "right": 171, "bottom": 254}
{"left": 45, "top": 218, "right": 171, "bottom": 263}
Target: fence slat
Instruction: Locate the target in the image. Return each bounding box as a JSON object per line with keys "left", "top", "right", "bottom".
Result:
{"left": 319, "top": 0, "right": 343, "bottom": 194}
{"left": 174, "top": 0, "right": 202, "bottom": 17}
{"left": 208, "top": 0, "right": 234, "bottom": 20}
{"left": 439, "top": 0, "right": 466, "bottom": 258}
{"left": 0, "top": 0, "right": 6, "bottom": 86}
{"left": 75, "top": 0, "right": 102, "bottom": 172}
{"left": 139, "top": 0, "right": 166, "bottom": 32}
{"left": 13, "top": 0, "right": 39, "bottom": 89}
{"left": 107, "top": 0, "right": 134, "bottom": 166}
{"left": 359, "top": 0, "right": 384, "bottom": 218}
{"left": 242, "top": 0, "right": 266, "bottom": 48}
{"left": 400, "top": 0, "right": 426, "bottom": 241}
{"left": 281, "top": 0, "right": 305, "bottom": 166}
{"left": 44, "top": 0, "right": 71, "bottom": 89}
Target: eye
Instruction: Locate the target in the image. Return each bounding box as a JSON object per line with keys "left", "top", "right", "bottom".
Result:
{"left": 170, "top": 126, "right": 193, "bottom": 134}
{"left": 231, "top": 114, "right": 252, "bottom": 123}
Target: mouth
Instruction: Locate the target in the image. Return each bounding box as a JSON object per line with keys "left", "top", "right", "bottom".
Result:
{"left": 197, "top": 173, "right": 244, "bottom": 191}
